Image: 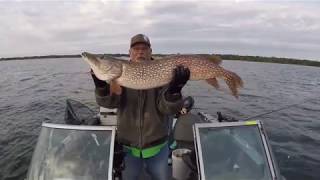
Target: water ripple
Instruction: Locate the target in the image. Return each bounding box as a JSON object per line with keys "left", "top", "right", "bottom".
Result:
{"left": 0, "top": 59, "right": 319, "bottom": 180}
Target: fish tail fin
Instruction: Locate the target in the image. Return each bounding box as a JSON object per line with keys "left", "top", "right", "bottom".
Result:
{"left": 206, "top": 78, "right": 220, "bottom": 89}
{"left": 221, "top": 70, "right": 243, "bottom": 98}
{"left": 110, "top": 80, "right": 122, "bottom": 95}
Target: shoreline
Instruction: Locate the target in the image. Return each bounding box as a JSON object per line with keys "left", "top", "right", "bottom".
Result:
{"left": 1, "top": 54, "right": 319, "bottom": 67}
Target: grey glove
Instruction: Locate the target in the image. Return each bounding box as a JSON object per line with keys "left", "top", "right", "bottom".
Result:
{"left": 91, "top": 69, "right": 110, "bottom": 96}
{"left": 91, "top": 69, "right": 108, "bottom": 88}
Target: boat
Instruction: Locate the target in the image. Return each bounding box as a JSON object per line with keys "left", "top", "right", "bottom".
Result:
{"left": 26, "top": 99, "right": 286, "bottom": 180}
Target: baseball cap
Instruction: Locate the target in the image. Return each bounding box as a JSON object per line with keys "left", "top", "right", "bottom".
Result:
{"left": 130, "top": 34, "right": 151, "bottom": 47}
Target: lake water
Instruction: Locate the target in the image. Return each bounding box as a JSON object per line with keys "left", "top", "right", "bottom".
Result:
{"left": 0, "top": 58, "right": 319, "bottom": 180}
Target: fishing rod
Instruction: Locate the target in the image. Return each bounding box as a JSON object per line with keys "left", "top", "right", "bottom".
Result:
{"left": 192, "top": 95, "right": 320, "bottom": 122}
{"left": 240, "top": 96, "right": 320, "bottom": 121}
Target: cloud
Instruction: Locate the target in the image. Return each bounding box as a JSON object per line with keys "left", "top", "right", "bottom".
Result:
{"left": 0, "top": 0, "right": 319, "bottom": 60}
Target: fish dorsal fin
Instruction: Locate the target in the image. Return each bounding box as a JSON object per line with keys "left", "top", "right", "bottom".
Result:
{"left": 110, "top": 80, "right": 122, "bottom": 95}
{"left": 208, "top": 55, "right": 222, "bottom": 65}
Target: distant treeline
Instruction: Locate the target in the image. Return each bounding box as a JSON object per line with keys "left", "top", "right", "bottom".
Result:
{"left": 216, "top": 54, "right": 320, "bottom": 67}
{"left": 1, "top": 53, "right": 319, "bottom": 67}
{"left": 0, "top": 54, "right": 81, "bottom": 60}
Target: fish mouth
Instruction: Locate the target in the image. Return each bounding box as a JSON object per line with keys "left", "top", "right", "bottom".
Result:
{"left": 81, "top": 52, "right": 100, "bottom": 68}
{"left": 81, "top": 52, "right": 85, "bottom": 57}
{"left": 81, "top": 52, "right": 96, "bottom": 59}
{"left": 81, "top": 52, "right": 89, "bottom": 58}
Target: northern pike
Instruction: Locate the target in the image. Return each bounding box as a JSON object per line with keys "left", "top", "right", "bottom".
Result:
{"left": 81, "top": 52, "right": 243, "bottom": 97}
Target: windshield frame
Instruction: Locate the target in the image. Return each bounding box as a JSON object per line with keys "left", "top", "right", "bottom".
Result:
{"left": 193, "top": 121, "right": 278, "bottom": 180}
{"left": 28, "top": 123, "right": 116, "bottom": 180}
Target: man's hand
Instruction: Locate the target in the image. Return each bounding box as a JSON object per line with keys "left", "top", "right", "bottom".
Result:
{"left": 168, "top": 65, "right": 190, "bottom": 94}
{"left": 166, "top": 65, "right": 190, "bottom": 99}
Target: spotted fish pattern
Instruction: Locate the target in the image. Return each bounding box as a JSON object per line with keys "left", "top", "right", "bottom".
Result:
{"left": 82, "top": 52, "right": 243, "bottom": 98}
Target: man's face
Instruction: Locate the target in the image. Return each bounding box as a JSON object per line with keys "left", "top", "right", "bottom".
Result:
{"left": 129, "top": 43, "right": 152, "bottom": 62}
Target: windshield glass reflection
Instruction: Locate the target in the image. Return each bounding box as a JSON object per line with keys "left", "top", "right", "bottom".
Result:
{"left": 27, "top": 125, "right": 113, "bottom": 180}
{"left": 199, "top": 126, "right": 272, "bottom": 180}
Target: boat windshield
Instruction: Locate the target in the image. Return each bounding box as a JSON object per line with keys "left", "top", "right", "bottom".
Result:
{"left": 194, "top": 121, "right": 277, "bottom": 180}
{"left": 27, "top": 123, "right": 115, "bottom": 180}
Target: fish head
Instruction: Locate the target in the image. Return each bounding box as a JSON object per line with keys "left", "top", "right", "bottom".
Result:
{"left": 81, "top": 52, "right": 122, "bottom": 82}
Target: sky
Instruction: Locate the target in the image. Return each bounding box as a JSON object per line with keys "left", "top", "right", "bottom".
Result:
{"left": 0, "top": 0, "right": 319, "bottom": 61}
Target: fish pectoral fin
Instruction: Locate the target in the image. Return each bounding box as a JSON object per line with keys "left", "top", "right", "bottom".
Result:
{"left": 206, "top": 78, "right": 220, "bottom": 89}
{"left": 110, "top": 81, "right": 122, "bottom": 95}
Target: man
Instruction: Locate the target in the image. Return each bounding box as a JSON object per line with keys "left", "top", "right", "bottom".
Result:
{"left": 91, "top": 34, "right": 190, "bottom": 180}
